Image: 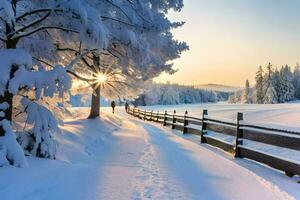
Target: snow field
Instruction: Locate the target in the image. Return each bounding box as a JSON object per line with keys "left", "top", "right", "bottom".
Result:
{"left": 0, "top": 107, "right": 299, "bottom": 199}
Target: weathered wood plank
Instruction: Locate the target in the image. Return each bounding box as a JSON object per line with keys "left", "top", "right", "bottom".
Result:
{"left": 165, "top": 121, "right": 173, "bottom": 127}
{"left": 175, "top": 117, "right": 185, "bottom": 123}
{"left": 242, "top": 124, "right": 300, "bottom": 136}
{"left": 174, "top": 124, "right": 184, "bottom": 132}
{"left": 186, "top": 127, "right": 201, "bottom": 136}
{"left": 239, "top": 146, "right": 300, "bottom": 176}
{"left": 243, "top": 129, "right": 300, "bottom": 151}
{"left": 204, "top": 135, "right": 235, "bottom": 153}
{"left": 188, "top": 119, "right": 202, "bottom": 126}
{"left": 205, "top": 118, "right": 236, "bottom": 126}
{"left": 206, "top": 123, "right": 236, "bottom": 136}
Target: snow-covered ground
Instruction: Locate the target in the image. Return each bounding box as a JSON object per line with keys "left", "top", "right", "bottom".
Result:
{"left": 0, "top": 106, "right": 299, "bottom": 200}
{"left": 142, "top": 102, "right": 300, "bottom": 129}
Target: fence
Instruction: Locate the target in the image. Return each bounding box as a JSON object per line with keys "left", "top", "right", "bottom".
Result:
{"left": 127, "top": 105, "right": 300, "bottom": 180}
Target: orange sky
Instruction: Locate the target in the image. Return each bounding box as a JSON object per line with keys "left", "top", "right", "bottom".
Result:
{"left": 154, "top": 0, "right": 300, "bottom": 86}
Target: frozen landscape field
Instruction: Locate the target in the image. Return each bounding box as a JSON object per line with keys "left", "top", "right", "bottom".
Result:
{"left": 142, "top": 102, "right": 300, "bottom": 129}
{"left": 1, "top": 105, "right": 299, "bottom": 200}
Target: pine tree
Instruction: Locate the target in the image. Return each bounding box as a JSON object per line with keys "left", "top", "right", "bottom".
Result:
{"left": 293, "top": 62, "right": 300, "bottom": 99}
{"left": 273, "top": 68, "right": 281, "bottom": 102}
{"left": 254, "top": 66, "right": 264, "bottom": 104}
{"left": 242, "top": 79, "right": 251, "bottom": 104}
{"left": 278, "top": 65, "right": 295, "bottom": 102}
{"left": 263, "top": 63, "right": 277, "bottom": 104}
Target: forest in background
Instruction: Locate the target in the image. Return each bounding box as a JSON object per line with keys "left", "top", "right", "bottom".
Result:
{"left": 229, "top": 63, "right": 300, "bottom": 104}
{"left": 134, "top": 82, "right": 231, "bottom": 106}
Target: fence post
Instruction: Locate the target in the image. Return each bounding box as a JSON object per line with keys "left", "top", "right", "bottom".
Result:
{"left": 144, "top": 109, "right": 146, "bottom": 120}
{"left": 201, "top": 109, "right": 208, "bottom": 143}
{"left": 150, "top": 110, "right": 153, "bottom": 121}
{"left": 172, "top": 110, "right": 176, "bottom": 129}
{"left": 133, "top": 107, "right": 136, "bottom": 117}
{"left": 157, "top": 111, "right": 159, "bottom": 122}
{"left": 163, "top": 110, "right": 167, "bottom": 126}
{"left": 183, "top": 110, "right": 188, "bottom": 134}
{"left": 234, "top": 112, "right": 243, "bottom": 158}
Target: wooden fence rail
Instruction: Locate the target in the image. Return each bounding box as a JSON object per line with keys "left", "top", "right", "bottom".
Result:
{"left": 127, "top": 105, "right": 300, "bottom": 181}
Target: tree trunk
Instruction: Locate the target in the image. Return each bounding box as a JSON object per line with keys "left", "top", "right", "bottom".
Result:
{"left": 0, "top": 24, "right": 18, "bottom": 136}
{"left": 88, "top": 84, "right": 100, "bottom": 119}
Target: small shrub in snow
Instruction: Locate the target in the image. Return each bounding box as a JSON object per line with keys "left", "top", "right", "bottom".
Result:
{"left": 17, "top": 98, "right": 59, "bottom": 159}
{"left": 0, "top": 120, "right": 28, "bottom": 167}
{"left": 0, "top": 144, "right": 9, "bottom": 166}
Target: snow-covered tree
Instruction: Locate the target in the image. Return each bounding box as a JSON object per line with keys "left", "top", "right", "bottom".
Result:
{"left": 293, "top": 63, "right": 300, "bottom": 99}
{"left": 241, "top": 79, "right": 251, "bottom": 104}
{"left": 254, "top": 66, "right": 264, "bottom": 104}
{"left": 56, "top": 0, "right": 188, "bottom": 118}
{"left": 263, "top": 63, "right": 277, "bottom": 104}
{"left": 0, "top": 0, "right": 188, "bottom": 166}
{"left": 278, "top": 65, "right": 295, "bottom": 103}
{"left": 0, "top": 0, "right": 111, "bottom": 166}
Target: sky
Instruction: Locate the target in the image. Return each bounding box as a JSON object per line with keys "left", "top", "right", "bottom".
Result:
{"left": 154, "top": 0, "right": 300, "bottom": 86}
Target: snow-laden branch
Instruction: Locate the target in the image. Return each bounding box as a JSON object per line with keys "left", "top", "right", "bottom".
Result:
{"left": 67, "top": 70, "right": 95, "bottom": 82}
{"left": 13, "top": 26, "right": 80, "bottom": 40}
{"left": 103, "top": 0, "right": 132, "bottom": 23}
{"left": 8, "top": 11, "right": 52, "bottom": 38}
{"left": 16, "top": 8, "right": 63, "bottom": 21}
{"left": 101, "top": 16, "right": 147, "bottom": 29}
{"left": 9, "top": 65, "right": 71, "bottom": 99}
{"left": 65, "top": 49, "right": 97, "bottom": 70}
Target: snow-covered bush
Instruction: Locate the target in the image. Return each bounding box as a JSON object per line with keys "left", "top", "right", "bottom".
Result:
{"left": 17, "top": 98, "right": 59, "bottom": 159}
{"left": 0, "top": 120, "right": 28, "bottom": 167}
{"left": 0, "top": 48, "right": 71, "bottom": 165}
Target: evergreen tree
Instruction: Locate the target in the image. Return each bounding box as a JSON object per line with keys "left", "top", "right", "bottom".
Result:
{"left": 273, "top": 68, "right": 281, "bottom": 102}
{"left": 293, "top": 62, "right": 300, "bottom": 99}
{"left": 263, "top": 63, "right": 277, "bottom": 104}
{"left": 254, "top": 66, "right": 264, "bottom": 103}
{"left": 242, "top": 79, "right": 251, "bottom": 104}
{"left": 278, "top": 65, "right": 295, "bottom": 103}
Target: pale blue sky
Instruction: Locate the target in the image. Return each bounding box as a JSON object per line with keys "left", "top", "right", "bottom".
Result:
{"left": 155, "top": 0, "right": 300, "bottom": 86}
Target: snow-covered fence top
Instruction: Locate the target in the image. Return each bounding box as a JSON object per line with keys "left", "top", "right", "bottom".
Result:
{"left": 127, "top": 105, "right": 300, "bottom": 182}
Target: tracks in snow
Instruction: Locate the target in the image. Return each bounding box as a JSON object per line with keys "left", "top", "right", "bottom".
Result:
{"left": 131, "top": 123, "right": 183, "bottom": 200}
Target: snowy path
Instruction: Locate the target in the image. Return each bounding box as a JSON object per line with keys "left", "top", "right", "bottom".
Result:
{"left": 96, "top": 111, "right": 295, "bottom": 200}
{"left": 0, "top": 109, "right": 298, "bottom": 200}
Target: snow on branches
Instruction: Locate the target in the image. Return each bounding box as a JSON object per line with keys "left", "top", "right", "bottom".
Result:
{"left": 0, "top": 48, "right": 71, "bottom": 165}
{"left": 0, "top": 49, "right": 32, "bottom": 95}
{"left": 9, "top": 65, "right": 71, "bottom": 99}
{"left": 0, "top": 0, "right": 188, "bottom": 167}
{"left": 17, "top": 98, "right": 58, "bottom": 159}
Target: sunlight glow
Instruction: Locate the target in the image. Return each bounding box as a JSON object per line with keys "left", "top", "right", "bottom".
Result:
{"left": 97, "top": 73, "right": 107, "bottom": 84}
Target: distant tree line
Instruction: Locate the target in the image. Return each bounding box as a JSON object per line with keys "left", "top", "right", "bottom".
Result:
{"left": 134, "top": 83, "right": 231, "bottom": 106}
{"left": 229, "top": 63, "right": 300, "bottom": 104}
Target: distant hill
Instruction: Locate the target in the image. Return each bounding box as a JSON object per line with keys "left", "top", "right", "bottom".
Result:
{"left": 196, "top": 84, "right": 241, "bottom": 92}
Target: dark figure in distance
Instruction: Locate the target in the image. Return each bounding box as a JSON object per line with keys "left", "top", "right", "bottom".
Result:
{"left": 111, "top": 101, "right": 116, "bottom": 114}
{"left": 125, "top": 102, "right": 129, "bottom": 113}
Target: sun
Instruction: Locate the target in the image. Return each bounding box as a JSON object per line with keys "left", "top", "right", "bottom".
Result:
{"left": 97, "top": 73, "right": 107, "bottom": 84}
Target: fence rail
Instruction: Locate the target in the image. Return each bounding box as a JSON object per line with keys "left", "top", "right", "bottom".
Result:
{"left": 127, "top": 105, "right": 300, "bottom": 180}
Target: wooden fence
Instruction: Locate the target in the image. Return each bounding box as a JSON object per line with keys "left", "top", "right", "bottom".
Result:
{"left": 127, "top": 105, "right": 300, "bottom": 180}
